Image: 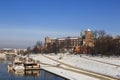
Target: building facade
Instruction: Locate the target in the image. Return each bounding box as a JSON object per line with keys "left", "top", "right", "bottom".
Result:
{"left": 45, "top": 36, "right": 51, "bottom": 47}
{"left": 83, "top": 29, "right": 94, "bottom": 47}
{"left": 50, "top": 37, "right": 82, "bottom": 48}
{"left": 45, "top": 29, "right": 94, "bottom": 53}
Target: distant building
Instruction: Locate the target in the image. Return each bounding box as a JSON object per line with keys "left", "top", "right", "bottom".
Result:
{"left": 85, "top": 29, "right": 92, "bottom": 41}
{"left": 45, "top": 29, "right": 93, "bottom": 48}
{"left": 45, "top": 29, "right": 94, "bottom": 53}
{"left": 83, "top": 29, "right": 94, "bottom": 47}
{"left": 0, "top": 48, "right": 17, "bottom": 54}
{"left": 45, "top": 36, "right": 51, "bottom": 47}
{"left": 0, "top": 49, "right": 4, "bottom": 54}
{"left": 45, "top": 36, "right": 82, "bottom": 49}
{"left": 17, "top": 49, "right": 27, "bottom": 54}
{"left": 51, "top": 36, "right": 82, "bottom": 48}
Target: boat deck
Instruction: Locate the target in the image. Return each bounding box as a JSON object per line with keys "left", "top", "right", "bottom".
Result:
{"left": 24, "top": 63, "right": 40, "bottom": 70}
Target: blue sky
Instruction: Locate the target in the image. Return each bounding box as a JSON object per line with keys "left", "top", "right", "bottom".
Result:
{"left": 0, "top": 0, "right": 120, "bottom": 48}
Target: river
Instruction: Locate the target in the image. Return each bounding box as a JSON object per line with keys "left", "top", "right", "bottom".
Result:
{"left": 0, "top": 60, "right": 68, "bottom": 80}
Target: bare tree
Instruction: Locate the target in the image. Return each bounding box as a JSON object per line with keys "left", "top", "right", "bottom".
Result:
{"left": 92, "top": 30, "right": 98, "bottom": 38}
{"left": 32, "top": 40, "right": 44, "bottom": 53}
{"left": 98, "top": 30, "right": 106, "bottom": 38}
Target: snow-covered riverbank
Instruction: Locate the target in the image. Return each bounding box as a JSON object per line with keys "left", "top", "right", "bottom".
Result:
{"left": 29, "top": 53, "right": 120, "bottom": 80}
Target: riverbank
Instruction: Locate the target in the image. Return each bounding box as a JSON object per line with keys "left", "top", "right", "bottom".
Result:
{"left": 29, "top": 53, "right": 120, "bottom": 80}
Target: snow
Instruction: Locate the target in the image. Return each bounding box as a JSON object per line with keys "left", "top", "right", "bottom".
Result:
{"left": 29, "top": 53, "right": 120, "bottom": 80}
{"left": 30, "top": 54, "right": 99, "bottom": 80}
{"left": 48, "top": 54, "right": 120, "bottom": 78}
{"left": 83, "top": 56, "right": 120, "bottom": 66}
{"left": 42, "top": 66, "right": 99, "bottom": 80}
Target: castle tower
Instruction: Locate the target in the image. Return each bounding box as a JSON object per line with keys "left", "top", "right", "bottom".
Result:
{"left": 84, "top": 29, "right": 94, "bottom": 47}
{"left": 85, "top": 29, "right": 92, "bottom": 41}
{"left": 45, "top": 36, "right": 51, "bottom": 47}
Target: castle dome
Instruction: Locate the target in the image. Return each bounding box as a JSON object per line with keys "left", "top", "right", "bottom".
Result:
{"left": 86, "top": 29, "right": 91, "bottom": 31}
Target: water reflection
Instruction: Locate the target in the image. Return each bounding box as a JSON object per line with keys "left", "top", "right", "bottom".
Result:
{"left": 0, "top": 60, "right": 68, "bottom": 80}
{"left": 24, "top": 70, "right": 40, "bottom": 76}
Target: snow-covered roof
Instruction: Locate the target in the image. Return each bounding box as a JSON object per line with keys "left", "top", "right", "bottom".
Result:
{"left": 58, "top": 38, "right": 65, "bottom": 40}
{"left": 69, "top": 37, "right": 79, "bottom": 39}
{"left": 51, "top": 36, "right": 80, "bottom": 40}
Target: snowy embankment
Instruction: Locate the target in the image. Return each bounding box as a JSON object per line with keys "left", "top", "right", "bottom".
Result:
{"left": 30, "top": 54, "right": 99, "bottom": 80}
{"left": 83, "top": 56, "right": 120, "bottom": 66}
{"left": 47, "top": 53, "right": 120, "bottom": 78}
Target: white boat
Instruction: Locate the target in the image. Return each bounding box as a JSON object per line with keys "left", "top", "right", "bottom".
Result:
{"left": 13, "top": 60, "right": 25, "bottom": 72}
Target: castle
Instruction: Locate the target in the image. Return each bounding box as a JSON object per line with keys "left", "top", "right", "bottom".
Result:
{"left": 45, "top": 29, "right": 94, "bottom": 53}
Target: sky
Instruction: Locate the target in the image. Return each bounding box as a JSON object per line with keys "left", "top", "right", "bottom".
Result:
{"left": 0, "top": 0, "right": 120, "bottom": 49}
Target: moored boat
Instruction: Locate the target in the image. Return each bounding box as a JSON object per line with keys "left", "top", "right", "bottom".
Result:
{"left": 12, "top": 60, "right": 25, "bottom": 72}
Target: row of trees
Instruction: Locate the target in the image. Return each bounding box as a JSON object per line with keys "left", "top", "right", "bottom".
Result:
{"left": 29, "top": 39, "right": 71, "bottom": 54}
{"left": 26, "top": 41, "right": 44, "bottom": 54}
{"left": 92, "top": 30, "right": 120, "bottom": 56}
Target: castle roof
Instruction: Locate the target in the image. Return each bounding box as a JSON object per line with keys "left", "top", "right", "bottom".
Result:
{"left": 86, "top": 29, "right": 91, "bottom": 31}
